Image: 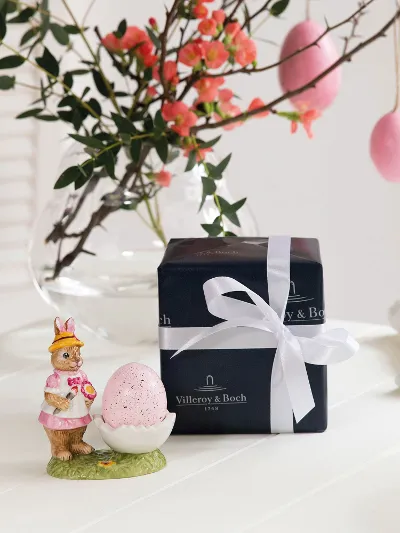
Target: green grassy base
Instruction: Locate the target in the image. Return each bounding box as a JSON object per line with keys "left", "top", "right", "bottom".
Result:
{"left": 47, "top": 449, "right": 166, "bottom": 480}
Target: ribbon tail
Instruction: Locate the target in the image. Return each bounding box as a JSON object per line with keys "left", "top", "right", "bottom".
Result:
{"left": 270, "top": 355, "right": 295, "bottom": 433}
{"left": 170, "top": 321, "right": 237, "bottom": 358}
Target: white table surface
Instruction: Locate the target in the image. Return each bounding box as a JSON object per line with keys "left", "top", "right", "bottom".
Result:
{"left": 1, "top": 295, "right": 400, "bottom": 533}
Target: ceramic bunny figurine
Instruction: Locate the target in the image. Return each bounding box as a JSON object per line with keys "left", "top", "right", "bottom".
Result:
{"left": 38, "top": 317, "right": 97, "bottom": 461}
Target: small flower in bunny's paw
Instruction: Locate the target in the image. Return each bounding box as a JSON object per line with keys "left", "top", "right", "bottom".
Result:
{"left": 81, "top": 380, "right": 97, "bottom": 400}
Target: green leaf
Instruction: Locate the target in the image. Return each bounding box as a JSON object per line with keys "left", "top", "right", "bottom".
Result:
{"left": 146, "top": 27, "right": 161, "bottom": 48}
{"left": 0, "top": 0, "right": 7, "bottom": 12}
{"left": 216, "top": 195, "right": 246, "bottom": 227}
{"left": 111, "top": 112, "right": 136, "bottom": 134}
{"left": 130, "top": 138, "right": 142, "bottom": 162}
{"left": 198, "top": 135, "right": 221, "bottom": 149}
{"left": 8, "top": 7, "right": 36, "bottom": 23}
{"left": 270, "top": 0, "right": 290, "bottom": 17}
{"left": 20, "top": 27, "right": 39, "bottom": 46}
{"left": 72, "top": 108, "right": 83, "bottom": 130}
{"left": 36, "top": 48, "right": 59, "bottom": 77}
{"left": 50, "top": 23, "right": 69, "bottom": 45}
{"left": 16, "top": 108, "right": 43, "bottom": 119}
{"left": 201, "top": 223, "right": 222, "bottom": 237}
{"left": 144, "top": 114, "right": 154, "bottom": 132}
{"left": 54, "top": 165, "right": 81, "bottom": 189}
{"left": 81, "top": 86, "right": 90, "bottom": 99}
{"left": 199, "top": 176, "right": 216, "bottom": 211}
{"left": 69, "top": 69, "right": 89, "bottom": 75}
{"left": 63, "top": 72, "right": 73, "bottom": 91}
{"left": 230, "top": 198, "right": 247, "bottom": 212}
{"left": 69, "top": 133, "right": 104, "bottom": 149}
{"left": 75, "top": 160, "right": 94, "bottom": 190}
{"left": 185, "top": 150, "right": 197, "bottom": 172}
{"left": 154, "top": 109, "right": 166, "bottom": 131}
{"left": 0, "top": 55, "right": 25, "bottom": 69}
{"left": 130, "top": 111, "right": 145, "bottom": 122}
{"left": 5, "top": 1, "right": 17, "bottom": 13}
{"left": 114, "top": 19, "right": 127, "bottom": 38}
{"left": 64, "top": 24, "right": 80, "bottom": 34}
{"left": 102, "top": 150, "right": 116, "bottom": 179}
{"left": 224, "top": 231, "right": 237, "bottom": 237}
{"left": 143, "top": 67, "right": 153, "bottom": 82}
{"left": 58, "top": 110, "right": 74, "bottom": 122}
{"left": 58, "top": 95, "right": 76, "bottom": 108}
{"left": 40, "top": 0, "right": 50, "bottom": 38}
{"left": 0, "top": 13, "right": 6, "bottom": 40}
{"left": 0, "top": 75, "right": 15, "bottom": 89}
{"left": 92, "top": 69, "right": 109, "bottom": 97}
{"left": 87, "top": 98, "right": 102, "bottom": 117}
{"left": 155, "top": 137, "right": 168, "bottom": 164}
{"left": 214, "top": 153, "right": 231, "bottom": 175}
{"left": 36, "top": 114, "right": 59, "bottom": 121}
{"left": 202, "top": 176, "right": 216, "bottom": 196}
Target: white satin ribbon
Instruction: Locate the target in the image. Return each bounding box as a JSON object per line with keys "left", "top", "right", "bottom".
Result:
{"left": 163, "top": 236, "right": 359, "bottom": 432}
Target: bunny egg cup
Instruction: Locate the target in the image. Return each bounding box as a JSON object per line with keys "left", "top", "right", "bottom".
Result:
{"left": 94, "top": 412, "right": 176, "bottom": 454}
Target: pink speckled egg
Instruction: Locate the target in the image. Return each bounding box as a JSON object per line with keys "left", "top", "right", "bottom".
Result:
{"left": 370, "top": 112, "right": 400, "bottom": 182}
{"left": 279, "top": 20, "right": 341, "bottom": 111}
{"left": 102, "top": 363, "right": 168, "bottom": 428}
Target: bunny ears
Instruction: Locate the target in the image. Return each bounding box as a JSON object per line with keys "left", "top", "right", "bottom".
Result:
{"left": 54, "top": 317, "right": 76, "bottom": 335}
{"left": 49, "top": 317, "right": 83, "bottom": 353}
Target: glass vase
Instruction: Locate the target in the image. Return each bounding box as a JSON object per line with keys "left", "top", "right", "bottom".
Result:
{"left": 29, "top": 142, "right": 258, "bottom": 345}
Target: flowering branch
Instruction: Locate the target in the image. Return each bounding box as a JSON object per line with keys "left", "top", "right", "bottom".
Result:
{"left": 195, "top": 0, "right": 376, "bottom": 80}
{"left": 193, "top": 3, "right": 400, "bottom": 132}
{"left": 0, "top": 0, "right": 397, "bottom": 277}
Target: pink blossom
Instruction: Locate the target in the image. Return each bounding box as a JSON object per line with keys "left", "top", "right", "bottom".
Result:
{"left": 101, "top": 33, "right": 123, "bottom": 52}
{"left": 225, "top": 22, "right": 241, "bottom": 37}
{"left": 178, "top": 42, "right": 204, "bottom": 67}
{"left": 248, "top": 97, "right": 269, "bottom": 118}
{"left": 218, "top": 88, "right": 234, "bottom": 102}
{"left": 233, "top": 31, "right": 257, "bottom": 67}
{"left": 162, "top": 101, "right": 198, "bottom": 136}
{"left": 145, "top": 86, "right": 158, "bottom": 99}
{"left": 155, "top": 168, "right": 172, "bottom": 187}
{"left": 203, "top": 41, "right": 229, "bottom": 69}
{"left": 153, "top": 60, "right": 178, "bottom": 82}
{"left": 214, "top": 101, "right": 243, "bottom": 130}
{"left": 193, "top": 3, "right": 208, "bottom": 18}
{"left": 198, "top": 18, "right": 218, "bottom": 36}
{"left": 194, "top": 77, "right": 224, "bottom": 103}
{"left": 212, "top": 10, "right": 226, "bottom": 24}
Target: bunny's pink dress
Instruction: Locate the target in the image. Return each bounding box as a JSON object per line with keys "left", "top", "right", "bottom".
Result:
{"left": 38, "top": 370, "right": 96, "bottom": 430}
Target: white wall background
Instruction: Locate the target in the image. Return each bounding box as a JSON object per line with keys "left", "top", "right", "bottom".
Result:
{"left": 5, "top": 0, "right": 400, "bottom": 325}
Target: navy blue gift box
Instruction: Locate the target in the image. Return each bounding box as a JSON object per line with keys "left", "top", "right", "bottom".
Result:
{"left": 158, "top": 237, "right": 327, "bottom": 434}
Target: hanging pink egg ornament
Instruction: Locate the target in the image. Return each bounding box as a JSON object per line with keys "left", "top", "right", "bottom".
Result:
{"left": 279, "top": 20, "right": 341, "bottom": 111}
{"left": 370, "top": 112, "right": 400, "bottom": 182}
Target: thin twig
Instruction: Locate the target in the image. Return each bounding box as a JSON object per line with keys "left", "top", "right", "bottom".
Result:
{"left": 229, "top": 0, "right": 246, "bottom": 21}
{"left": 241, "top": 0, "right": 273, "bottom": 30}
{"left": 61, "top": 0, "right": 122, "bottom": 114}
{"left": 394, "top": 0, "right": 400, "bottom": 110}
{"left": 192, "top": 6, "right": 400, "bottom": 132}
{"left": 82, "top": 0, "right": 96, "bottom": 26}
{"left": 159, "top": 0, "right": 182, "bottom": 102}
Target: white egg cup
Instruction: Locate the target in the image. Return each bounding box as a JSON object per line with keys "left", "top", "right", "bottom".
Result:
{"left": 93, "top": 413, "right": 176, "bottom": 454}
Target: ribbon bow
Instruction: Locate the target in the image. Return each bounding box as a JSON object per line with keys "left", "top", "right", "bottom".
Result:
{"left": 171, "top": 236, "right": 359, "bottom": 432}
